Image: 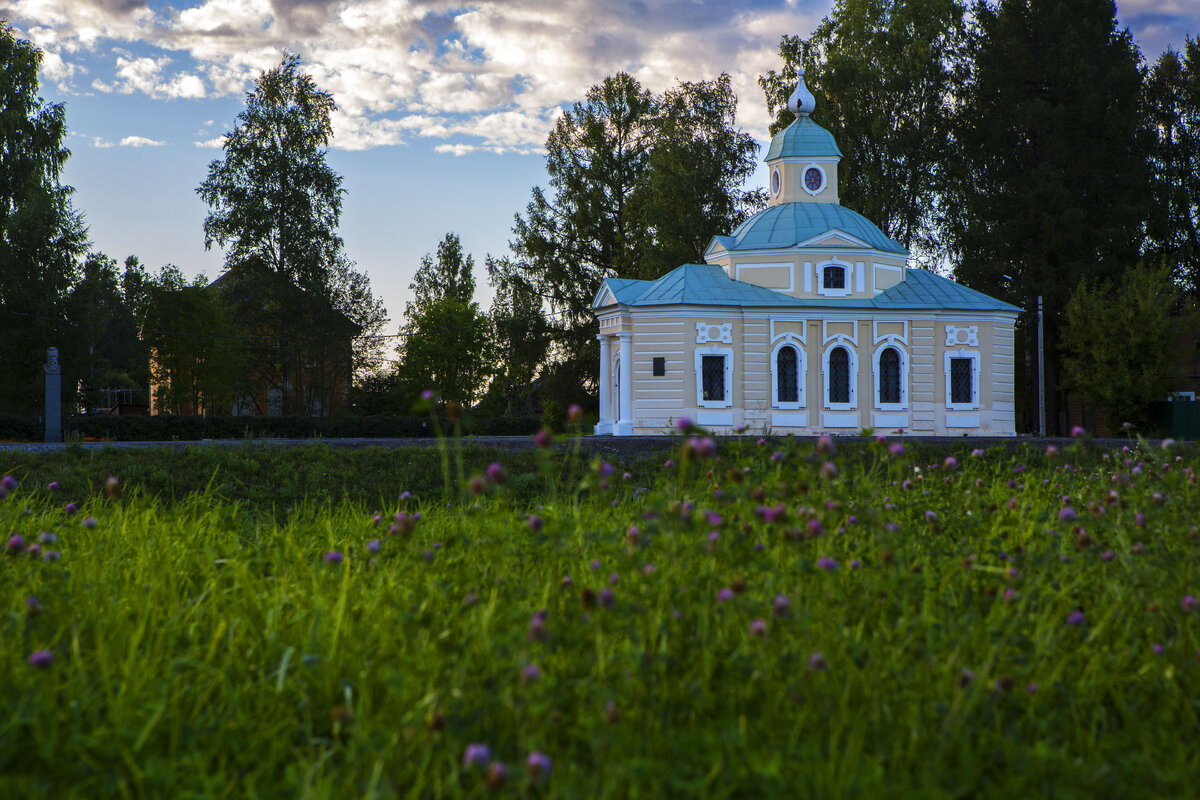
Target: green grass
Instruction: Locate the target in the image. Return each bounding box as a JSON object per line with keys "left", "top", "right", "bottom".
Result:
{"left": 2, "top": 435, "right": 1198, "bottom": 797}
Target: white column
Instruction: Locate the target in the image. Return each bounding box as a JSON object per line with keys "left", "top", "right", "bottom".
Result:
{"left": 595, "top": 335, "right": 612, "bottom": 435}
{"left": 616, "top": 332, "right": 633, "bottom": 435}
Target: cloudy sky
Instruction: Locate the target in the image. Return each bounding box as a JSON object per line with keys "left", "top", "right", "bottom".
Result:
{"left": 5, "top": 0, "right": 1198, "bottom": 326}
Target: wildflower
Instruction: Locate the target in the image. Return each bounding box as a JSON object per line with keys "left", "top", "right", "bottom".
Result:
{"left": 716, "top": 588, "right": 735, "bottom": 602}
{"left": 817, "top": 557, "right": 837, "bottom": 571}
{"left": 686, "top": 436, "right": 717, "bottom": 458}
{"left": 1161, "top": 438, "right": 1175, "bottom": 450}
{"left": 924, "top": 510, "right": 937, "bottom": 523}
{"left": 642, "top": 564, "right": 655, "bottom": 575}
{"left": 522, "top": 664, "right": 542, "bottom": 682}
{"left": 942, "top": 456, "right": 957, "bottom": 470}
{"left": 597, "top": 461, "right": 614, "bottom": 478}
{"left": 707, "top": 531, "right": 719, "bottom": 544}
{"left": 1045, "top": 445, "right": 1059, "bottom": 457}
{"left": 1101, "top": 550, "right": 1114, "bottom": 562}
{"left": 808, "top": 651, "right": 828, "bottom": 671}
{"left": 486, "top": 761, "right": 508, "bottom": 790}
{"left": 324, "top": 551, "right": 343, "bottom": 564}
{"left": 64, "top": 503, "right": 77, "bottom": 515}
{"left": 526, "top": 751, "right": 552, "bottom": 784}
{"left": 1026, "top": 682, "right": 1039, "bottom": 693}
{"left": 599, "top": 588, "right": 615, "bottom": 608}
{"left": 817, "top": 434, "right": 835, "bottom": 455}
{"left": 1182, "top": 595, "right": 1198, "bottom": 613}
{"left": 82, "top": 516, "right": 98, "bottom": 529}
{"left": 806, "top": 519, "right": 824, "bottom": 538}
{"left": 772, "top": 594, "right": 790, "bottom": 617}
{"left": 970, "top": 448, "right": 985, "bottom": 458}
{"left": 770, "top": 450, "right": 783, "bottom": 462}
{"left": 1058, "top": 507, "right": 1076, "bottom": 522}
{"left": 105, "top": 475, "right": 121, "bottom": 499}
{"left": 463, "top": 743, "right": 491, "bottom": 769}
{"left": 468, "top": 476, "right": 487, "bottom": 495}
{"left": 757, "top": 438, "right": 767, "bottom": 446}
{"left": 6, "top": 534, "right": 25, "bottom": 555}
{"left": 37, "top": 532, "right": 56, "bottom": 544}
{"left": 749, "top": 619, "right": 768, "bottom": 637}
{"left": 567, "top": 404, "right": 583, "bottom": 423}
{"left": 421, "top": 389, "right": 435, "bottom": 400}
{"left": 1, "top": 475, "right": 17, "bottom": 492}
{"left": 1135, "top": 512, "right": 1146, "bottom": 528}
{"left": 1153, "top": 643, "right": 1165, "bottom": 655}
{"left": 1003, "top": 589, "right": 1018, "bottom": 603}
{"left": 889, "top": 443, "right": 906, "bottom": 457}
{"left": 756, "top": 504, "right": 786, "bottom": 524}
{"left": 42, "top": 550, "right": 60, "bottom": 562}
{"left": 26, "top": 596, "right": 42, "bottom": 615}
{"left": 675, "top": 416, "right": 694, "bottom": 432}
{"left": 533, "top": 429, "right": 553, "bottom": 448}
{"left": 25, "top": 543, "right": 39, "bottom": 558}
{"left": 851, "top": 559, "right": 861, "bottom": 569}
{"left": 486, "top": 462, "right": 506, "bottom": 485}
{"left": 1066, "top": 610, "right": 1086, "bottom": 626}
{"left": 47, "top": 481, "right": 59, "bottom": 491}
{"left": 29, "top": 650, "right": 54, "bottom": 669}
{"left": 366, "top": 539, "right": 381, "bottom": 554}
{"left": 664, "top": 459, "right": 676, "bottom": 469}
{"left": 820, "top": 461, "right": 838, "bottom": 480}
{"left": 608, "top": 572, "right": 619, "bottom": 585}
{"left": 589, "top": 559, "right": 601, "bottom": 570}
{"left": 527, "top": 515, "right": 543, "bottom": 532}
{"left": 705, "top": 510, "right": 722, "bottom": 526}
{"left": 1132, "top": 542, "right": 1145, "bottom": 555}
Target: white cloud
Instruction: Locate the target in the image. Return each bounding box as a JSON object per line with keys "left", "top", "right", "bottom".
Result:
{"left": 120, "top": 135, "right": 166, "bottom": 147}
{"left": 88, "top": 135, "right": 113, "bottom": 148}
{"left": 193, "top": 136, "right": 226, "bottom": 148}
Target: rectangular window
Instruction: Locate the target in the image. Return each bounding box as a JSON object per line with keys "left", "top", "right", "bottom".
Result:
{"left": 950, "top": 358, "right": 973, "bottom": 404}
{"left": 653, "top": 357, "right": 666, "bottom": 376}
{"left": 702, "top": 355, "right": 725, "bottom": 402}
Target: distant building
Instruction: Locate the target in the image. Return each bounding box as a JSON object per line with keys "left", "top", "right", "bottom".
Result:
{"left": 592, "top": 72, "right": 1019, "bottom": 436}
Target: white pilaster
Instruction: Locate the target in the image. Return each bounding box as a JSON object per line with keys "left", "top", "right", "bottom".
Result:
{"left": 595, "top": 335, "right": 613, "bottom": 435}
{"left": 616, "top": 332, "right": 633, "bottom": 435}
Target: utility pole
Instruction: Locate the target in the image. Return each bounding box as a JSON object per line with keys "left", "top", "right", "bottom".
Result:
{"left": 1037, "top": 296, "right": 1046, "bottom": 437}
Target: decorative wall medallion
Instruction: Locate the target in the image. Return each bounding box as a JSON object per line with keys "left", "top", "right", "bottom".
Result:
{"left": 944, "top": 325, "right": 978, "bottom": 347}
{"left": 696, "top": 322, "right": 733, "bottom": 344}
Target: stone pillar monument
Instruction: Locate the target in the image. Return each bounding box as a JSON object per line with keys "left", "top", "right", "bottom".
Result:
{"left": 44, "top": 347, "right": 62, "bottom": 443}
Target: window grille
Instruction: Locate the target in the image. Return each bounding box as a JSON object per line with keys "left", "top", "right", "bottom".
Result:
{"left": 829, "top": 347, "right": 850, "bottom": 404}
{"left": 879, "top": 348, "right": 900, "bottom": 404}
{"left": 823, "top": 266, "right": 845, "bottom": 289}
{"left": 702, "top": 355, "right": 725, "bottom": 402}
{"left": 950, "top": 358, "right": 973, "bottom": 404}
{"left": 777, "top": 346, "right": 798, "bottom": 403}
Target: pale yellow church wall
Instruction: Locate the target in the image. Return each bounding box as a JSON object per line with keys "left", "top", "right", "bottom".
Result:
{"left": 770, "top": 160, "right": 840, "bottom": 205}
{"left": 625, "top": 311, "right": 1017, "bottom": 435}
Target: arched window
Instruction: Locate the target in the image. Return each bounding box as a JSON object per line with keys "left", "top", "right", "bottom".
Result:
{"left": 777, "top": 345, "right": 798, "bottom": 403}
{"left": 829, "top": 346, "right": 850, "bottom": 404}
{"left": 879, "top": 347, "right": 900, "bottom": 404}
{"left": 823, "top": 265, "right": 845, "bottom": 289}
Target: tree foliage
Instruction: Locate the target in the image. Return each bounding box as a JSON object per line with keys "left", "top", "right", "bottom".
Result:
{"left": 1061, "top": 264, "right": 1192, "bottom": 429}
{"left": 941, "top": 0, "right": 1148, "bottom": 432}
{"left": 65, "top": 252, "right": 150, "bottom": 408}
{"left": 759, "top": 0, "right": 967, "bottom": 253}
{"left": 195, "top": 53, "right": 386, "bottom": 411}
{"left": 1143, "top": 39, "right": 1200, "bottom": 296}
{"left": 493, "top": 72, "right": 761, "bottom": 392}
{"left": 0, "top": 23, "right": 88, "bottom": 414}
{"left": 395, "top": 233, "right": 493, "bottom": 409}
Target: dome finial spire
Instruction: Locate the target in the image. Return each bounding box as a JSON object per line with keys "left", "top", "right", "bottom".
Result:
{"left": 787, "top": 68, "right": 815, "bottom": 118}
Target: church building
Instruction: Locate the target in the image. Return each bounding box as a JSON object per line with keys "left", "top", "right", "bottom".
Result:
{"left": 592, "top": 72, "right": 1018, "bottom": 436}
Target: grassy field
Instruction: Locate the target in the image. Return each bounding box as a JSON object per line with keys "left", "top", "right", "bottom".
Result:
{"left": 2, "top": 433, "right": 1198, "bottom": 798}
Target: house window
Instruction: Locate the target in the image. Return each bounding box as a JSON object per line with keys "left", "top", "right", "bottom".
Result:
{"left": 879, "top": 347, "right": 900, "bottom": 404}
{"left": 944, "top": 350, "right": 980, "bottom": 410}
{"left": 653, "top": 357, "right": 666, "bottom": 376}
{"left": 777, "top": 346, "right": 798, "bottom": 403}
{"left": 695, "top": 347, "right": 734, "bottom": 408}
{"left": 823, "top": 266, "right": 845, "bottom": 289}
{"left": 829, "top": 347, "right": 850, "bottom": 404}
{"left": 950, "top": 358, "right": 973, "bottom": 404}
{"left": 702, "top": 355, "right": 725, "bottom": 402}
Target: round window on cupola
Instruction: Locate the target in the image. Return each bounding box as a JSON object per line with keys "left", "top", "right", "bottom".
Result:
{"left": 802, "top": 163, "right": 826, "bottom": 196}
{"left": 771, "top": 167, "right": 781, "bottom": 197}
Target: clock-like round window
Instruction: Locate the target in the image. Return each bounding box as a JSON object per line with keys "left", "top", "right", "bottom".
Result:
{"left": 771, "top": 167, "right": 781, "bottom": 197}
{"left": 804, "top": 166, "right": 824, "bottom": 193}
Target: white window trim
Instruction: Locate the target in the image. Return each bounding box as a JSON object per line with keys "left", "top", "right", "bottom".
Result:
{"left": 802, "top": 162, "right": 826, "bottom": 196}
{"left": 770, "top": 339, "right": 806, "bottom": 409}
{"left": 873, "top": 340, "right": 909, "bottom": 411}
{"left": 817, "top": 260, "right": 852, "bottom": 298}
{"left": 770, "top": 166, "right": 781, "bottom": 198}
{"left": 944, "top": 349, "right": 981, "bottom": 410}
{"left": 822, "top": 339, "right": 857, "bottom": 411}
{"left": 695, "top": 346, "right": 734, "bottom": 409}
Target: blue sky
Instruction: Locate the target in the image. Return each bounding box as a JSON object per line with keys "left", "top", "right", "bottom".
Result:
{"left": 6, "top": 0, "right": 1198, "bottom": 327}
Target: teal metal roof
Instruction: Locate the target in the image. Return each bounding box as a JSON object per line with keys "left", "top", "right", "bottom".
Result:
{"left": 764, "top": 117, "right": 843, "bottom": 161}
{"left": 596, "top": 263, "right": 1020, "bottom": 313}
{"left": 714, "top": 202, "right": 908, "bottom": 255}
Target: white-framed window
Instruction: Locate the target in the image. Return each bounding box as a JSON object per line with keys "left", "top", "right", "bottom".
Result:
{"left": 770, "top": 339, "right": 805, "bottom": 409}
{"left": 802, "top": 162, "right": 826, "bottom": 196}
{"left": 817, "top": 260, "right": 852, "bottom": 298}
{"left": 873, "top": 342, "right": 908, "bottom": 410}
{"left": 695, "top": 346, "right": 734, "bottom": 409}
{"left": 944, "top": 349, "right": 980, "bottom": 410}
{"left": 770, "top": 167, "right": 781, "bottom": 198}
{"left": 823, "top": 340, "right": 857, "bottom": 410}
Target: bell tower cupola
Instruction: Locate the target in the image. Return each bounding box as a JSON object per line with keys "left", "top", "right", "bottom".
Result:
{"left": 764, "top": 69, "right": 842, "bottom": 206}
